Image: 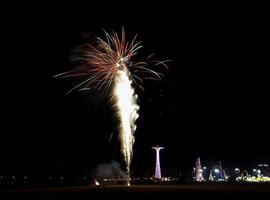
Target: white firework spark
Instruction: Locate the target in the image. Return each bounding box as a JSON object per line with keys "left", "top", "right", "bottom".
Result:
{"left": 55, "top": 28, "right": 168, "bottom": 183}
{"left": 112, "top": 66, "right": 139, "bottom": 175}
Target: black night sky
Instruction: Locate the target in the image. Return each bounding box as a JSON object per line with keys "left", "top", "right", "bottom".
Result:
{"left": 1, "top": 3, "right": 269, "bottom": 177}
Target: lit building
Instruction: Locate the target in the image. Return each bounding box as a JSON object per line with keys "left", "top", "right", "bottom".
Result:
{"left": 209, "top": 161, "right": 228, "bottom": 182}
{"left": 195, "top": 157, "right": 204, "bottom": 182}
{"left": 236, "top": 164, "right": 270, "bottom": 182}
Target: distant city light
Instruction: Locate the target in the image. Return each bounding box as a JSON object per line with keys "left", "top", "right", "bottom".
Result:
{"left": 258, "top": 164, "right": 269, "bottom": 167}
{"left": 94, "top": 180, "right": 100, "bottom": 186}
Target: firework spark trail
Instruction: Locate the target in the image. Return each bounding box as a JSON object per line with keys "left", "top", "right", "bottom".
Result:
{"left": 55, "top": 28, "right": 168, "bottom": 183}
{"left": 112, "top": 66, "right": 139, "bottom": 176}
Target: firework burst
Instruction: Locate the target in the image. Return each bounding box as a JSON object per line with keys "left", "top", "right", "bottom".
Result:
{"left": 55, "top": 28, "right": 169, "bottom": 182}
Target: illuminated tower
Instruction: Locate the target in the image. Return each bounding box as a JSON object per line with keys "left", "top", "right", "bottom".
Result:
{"left": 195, "top": 157, "right": 204, "bottom": 181}
{"left": 152, "top": 146, "right": 164, "bottom": 179}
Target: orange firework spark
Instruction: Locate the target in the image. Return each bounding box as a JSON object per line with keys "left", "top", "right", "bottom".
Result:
{"left": 55, "top": 28, "right": 169, "bottom": 180}
{"left": 55, "top": 28, "right": 168, "bottom": 95}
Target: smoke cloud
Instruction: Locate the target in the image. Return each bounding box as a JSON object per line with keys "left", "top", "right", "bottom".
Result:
{"left": 95, "top": 161, "right": 127, "bottom": 179}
